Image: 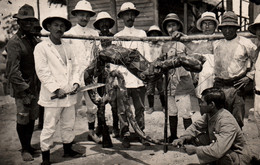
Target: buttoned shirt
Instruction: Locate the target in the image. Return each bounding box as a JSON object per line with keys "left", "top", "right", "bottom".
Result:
{"left": 214, "top": 36, "right": 257, "bottom": 80}
{"left": 66, "top": 24, "right": 99, "bottom": 85}
{"left": 110, "top": 26, "right": 149, "bottom": 88}
{"left": 182, "top": 109, "right": 248, "bottom": 164}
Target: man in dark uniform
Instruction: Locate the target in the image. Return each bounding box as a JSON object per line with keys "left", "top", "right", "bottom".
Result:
{"left": 5, "top": 4, "right": 40, "bottom": 161}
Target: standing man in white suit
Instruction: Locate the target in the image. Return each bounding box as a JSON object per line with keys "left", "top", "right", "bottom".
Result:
{"left": 34, "top": 14, "right": 83, "bottom": 165}
{"left": 111, "top": 2, "right": 150, "bottom": 148}
{"left": 66, "top": 0, "right": 102, "bottom": 144}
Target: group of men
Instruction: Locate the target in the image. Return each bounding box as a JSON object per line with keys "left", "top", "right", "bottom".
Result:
{"left": 4, "top": 0, "right": 260, "bottom": 164}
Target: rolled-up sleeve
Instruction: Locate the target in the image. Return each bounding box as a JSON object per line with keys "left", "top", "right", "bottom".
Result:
{"left": 34, "top": 44, "right": 60, "bottom": 93}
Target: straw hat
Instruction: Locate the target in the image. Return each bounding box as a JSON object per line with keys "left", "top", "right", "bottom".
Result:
{"left": 71, "top": 0, "right": 95, "bottom": 17}
{"left": 118, "top": 2, "right": 140, "bottom": 18}
{"left": 218, "top": 11, "right": 240, "bottom": 30}
{"left": 147, "top": 25, "right": 163, "bottom": 36}
{"left": 42, "top": 15, "right": 72, "bottom": 32}
{"left": 248, "top": 14, "right": 260, "bottom": 35}
{"left": 93, "top": 12, "right": 115, "bottom": 30}
{"left": 196, "top": 12, "right": 219, "bottom": 31}
{"left": 13, "top": 4, "right": 38, "bottom": 21}
{"left": 162, "top": 13, "right": 184, "bottom": 33}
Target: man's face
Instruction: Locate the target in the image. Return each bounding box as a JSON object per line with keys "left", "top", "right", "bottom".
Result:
{"left": 99, "top": 19, "right": 111, "bottom": 33}
{"left": 121, "top": 10, "right": 136, "bottom": 28}
{"left": 47, "top": 19, "right": 66, "bottom": 40}
{"left": 18, "top": 18, "right": 35, "bottom": 33}
{"left": 201, "top": 20, "right": 216, "bottom": 35}
{"left": 166, "top": 21, "right": 180, "bottom": 36}
{"left": 255, "top": 24, "right": 260, "bottom": 41}
{"left": 198, "top": 96, "right": 212, "bottom": 115}
{"left": 75, "top": 11, "right": 91, "bottom": 27}
{"left": 221, "top": 26, "right": 238, "bottom": 40}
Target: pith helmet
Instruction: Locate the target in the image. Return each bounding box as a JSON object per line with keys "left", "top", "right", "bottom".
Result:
{"left": 147, "top": 25, "right": 163, "bottom": 36}
{"left": 118, "top": 2, "right": 140, "bottom": 18}
{"left": 162, "top": 13, "right": 184, "bottom": 33}
{"left": 93, "top": 12, "right": 115, "bottom": 30}
{"left": 248, "top": 14, "right": 260, "bottom": 35}
{"left": 71, "top": 0, "right": 95, "bottom": 17}
{"left": 196, "top": 11, "right": 219, "bottom": 31}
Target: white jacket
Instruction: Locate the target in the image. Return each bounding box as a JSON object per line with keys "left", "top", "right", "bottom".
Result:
{"left": 66, "top": 24, "right": 99, "bottom": 85}
{"left": 34, "top": 38, "right": 80, "bottom": 107}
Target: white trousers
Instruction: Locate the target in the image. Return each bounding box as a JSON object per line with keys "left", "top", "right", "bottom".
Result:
{"left": 168, "top": 94, "right": 192, "bottom": 119}
{"left": 254, "top": 94, "right": 260, "bottom": 137}
{"left": 40, "top": 106, "right": 76, "bottom": 151}
{"left": 76, "top": 91, "right": 97, "bottom": 123}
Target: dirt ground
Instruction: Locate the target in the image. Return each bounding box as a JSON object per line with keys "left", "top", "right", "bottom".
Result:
{"left": 0, "top": 94, "right": 260, "bottom": 165}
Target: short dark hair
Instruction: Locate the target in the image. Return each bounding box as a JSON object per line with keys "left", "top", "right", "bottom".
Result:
{"left": 201, "top": 87, "right": 225, "bottom": 109}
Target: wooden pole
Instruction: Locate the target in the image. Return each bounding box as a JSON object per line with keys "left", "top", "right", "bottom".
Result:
{"left": 37, "top": 0, "right": 40, "bottom": 21}
{"left": 41, "top": 32, "right": 256, "bottom": 42}
{"left": 226, "top": 0, "right": 233, "bottom": 11}
{"left": 184, "top": 0, "right": 188, "bottom": 34}
{"left": 164, "top": 53, "right": 168, "bottom": 153}
{"left": 110, "top": 0, "right": 118, "bottom": 34}
{"left": 240, "top": 0, "right": 242, "bottom": 31}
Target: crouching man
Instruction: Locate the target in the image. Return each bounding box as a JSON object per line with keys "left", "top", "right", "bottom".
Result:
{"left": 173, "top": 87, "right": 251, "bottom": 165}
{"left": 34, "top": 14, "right": 84, "bottom": 165}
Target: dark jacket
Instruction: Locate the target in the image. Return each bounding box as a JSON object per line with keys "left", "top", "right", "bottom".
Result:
{"left": 5, "top": 30, "right": 40, "bottom": 98}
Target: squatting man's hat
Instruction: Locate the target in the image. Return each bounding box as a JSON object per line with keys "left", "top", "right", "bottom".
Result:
{"left": 13, "top": 4, "right": 38, "bottom": 21}
{"left": 196, "top": 11, "right": 219, "bottom": 31}
{"left": 218, "top": 11, "right": 240, "bottom": 30}
{"left": 42, "top": 14, "right": 72, "bottom": 32}
{"left": 71, "top": 0, "right": 96, "bottom": 17}
{"left": 118, "top": 2, "right": 140, "bottom": 18}
{"left": 162, "top": 13, "right": 184, "bottom": 33}
{"left": 248, "top": 14, "right": 260, "bottom": 35}
{"left": 93, "top": 12, "right": 115, "bottom": 30}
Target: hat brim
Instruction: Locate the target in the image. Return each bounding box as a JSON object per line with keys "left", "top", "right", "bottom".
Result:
{"left": 248, "top": 23, "right": 260, "bottom": 35}
{"left": 93, "top": 18, "right": 115, "bottom": 30}
{"left": 71, "top": 9, "right": 96, "bottom": 17}
{"left": 13, "top": 14, "right": 38, "bottom": 21}
{"left": 147, "top": 30, "right": 163, "bottom": 36}
{"left": 196, "top": 17, "right": 218, "bottom": 31}
{"left": 218, "top": 23, "right": 240, "bottom": 30}
{"left": 42, "top": 17, "right": 72, "bottom": 32}
{"left": 118, "top": 9, "right": 140, "bottom": 18}
{"left": 162, "top": 19, "right": 184, "bottom": 34}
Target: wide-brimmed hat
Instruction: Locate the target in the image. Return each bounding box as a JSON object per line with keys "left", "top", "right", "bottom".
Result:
{"left": 118, "top": 2, "right": 140, "bottom": 18}
{"left": 147, "top": 25, "right": 163, "bottom": 36}
{"left": 71, "top": 0, "right": 95, "bottom": 17}
{"left": 93, "top": 12, "right": 115, "bottom": 30}
{"left": 13, "top": 4, "right": 38, "bottom": 21}
{"left": 42, "top": 15, "right": 72, "bottom": 32}
{"left": 218, "top": 11, "right": 240, "bottom": 29}
{"left": 248, "top": 14, "right": 260, "bottom": 35}
{"left": 162, "top": 13, "right": 184, "bottom": 33}
{"left": 196, "top": 11, "right": 219, "bottom": 31}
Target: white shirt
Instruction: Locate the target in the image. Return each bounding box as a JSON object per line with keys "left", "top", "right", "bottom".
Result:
{"left": 255, "top": 51, "right": 260, "bottom": 91}
{"left": 110, "top": 26, "right": 149, "bottom": 88}
{"left": 66, "top": 24, "right": 99, "bottom": 85}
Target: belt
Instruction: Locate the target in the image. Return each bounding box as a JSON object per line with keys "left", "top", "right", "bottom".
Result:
{"left": 255, "top": 89, "right": 260, "bottom": 95}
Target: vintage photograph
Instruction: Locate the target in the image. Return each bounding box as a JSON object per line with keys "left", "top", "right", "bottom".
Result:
{"left": 0, "top": 0, "right": 260, "bottom": 164}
